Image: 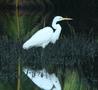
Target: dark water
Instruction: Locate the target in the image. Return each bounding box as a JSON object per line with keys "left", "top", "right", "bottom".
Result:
{"left": 0, "top": 0, "right": 98, "bottom": 90}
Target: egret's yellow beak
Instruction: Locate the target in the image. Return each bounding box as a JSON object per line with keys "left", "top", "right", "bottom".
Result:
{"left": 62, "top": 17, "right": 73, "bottom": 20}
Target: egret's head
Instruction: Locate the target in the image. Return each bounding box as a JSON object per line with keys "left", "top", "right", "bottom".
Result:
{"left": 50, "top": 74, "right": 61, "bottom": 90}
{"left": 53, "top": 16, "right": 72, "bottom": 22}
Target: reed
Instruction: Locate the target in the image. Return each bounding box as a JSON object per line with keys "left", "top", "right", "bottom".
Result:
{"left": 63, "top": 69, "right": 88, "bottom": 90}
{"left": 15, "top": 0, "right": 21, "bottom": 90}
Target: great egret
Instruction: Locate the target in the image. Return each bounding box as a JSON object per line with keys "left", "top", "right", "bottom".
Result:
{"left": 23, "top": 68, "right": 61, "bottom": 90}
{"left": 23, "top": 16, "right": 72, "bottom": 49}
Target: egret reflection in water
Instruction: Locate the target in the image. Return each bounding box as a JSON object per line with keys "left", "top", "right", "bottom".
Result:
{"left": 23, "top": 68, "right": 61, "bottom": 90}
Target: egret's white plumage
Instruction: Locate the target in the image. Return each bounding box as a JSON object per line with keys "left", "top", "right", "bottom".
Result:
{"left": 23, "top": 68, "right": 61, "bottom": 90}
{"left": 23, "top": 16, "right": 72, "bottom": 49}
{"left": 23, "top": 27, "right": 53, "bottom": 49}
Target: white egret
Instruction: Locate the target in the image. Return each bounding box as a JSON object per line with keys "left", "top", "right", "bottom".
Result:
{"left": 23, "top": 68, "right": 61, "bottom": 90}
{"left": 23, "top": 16, "right": 72, "bottom": 49}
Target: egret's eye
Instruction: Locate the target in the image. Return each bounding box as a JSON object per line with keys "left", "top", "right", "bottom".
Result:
{"left": 59, "top": 17, "right": 63, "bottom": 20}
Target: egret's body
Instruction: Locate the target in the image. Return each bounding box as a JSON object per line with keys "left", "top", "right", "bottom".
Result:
{"left": 23, "top": 16, "right": 72, "bottom": 49}
{"left": 23, "top": 68, "right": 61, "bottom": 90}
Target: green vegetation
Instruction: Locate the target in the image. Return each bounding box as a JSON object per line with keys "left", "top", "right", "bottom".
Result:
{"left": 63, "top": 69, "right": 89, "bottom": 90}
{"left": 0, "top": 82, "right": 13, "bottom": 90}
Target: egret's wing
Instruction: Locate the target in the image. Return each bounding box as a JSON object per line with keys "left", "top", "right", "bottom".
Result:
{"left": 31, "top": 27, "right": 53, "bottom": 42}
{"left": 23, "top": 27, "right": 53, "bottom": 49}
{"left": 23, "top": 68, "right": 53, "bottom": 90}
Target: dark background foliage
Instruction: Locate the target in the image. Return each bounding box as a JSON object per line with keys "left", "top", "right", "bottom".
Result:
{"left": 0, "top": 0, "right": 98, "bottom": 35}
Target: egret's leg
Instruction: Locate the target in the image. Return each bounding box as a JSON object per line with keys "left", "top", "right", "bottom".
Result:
{"left": 41, "top": 48, "right": 45, "bottom": 68}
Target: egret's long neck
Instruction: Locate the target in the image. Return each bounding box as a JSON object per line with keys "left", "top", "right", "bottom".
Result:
{"left": 51, "top": 20, "right": 62, "bottom": 43}
{"left": 52, "top": 19, "right": 59, "bottom": 29}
